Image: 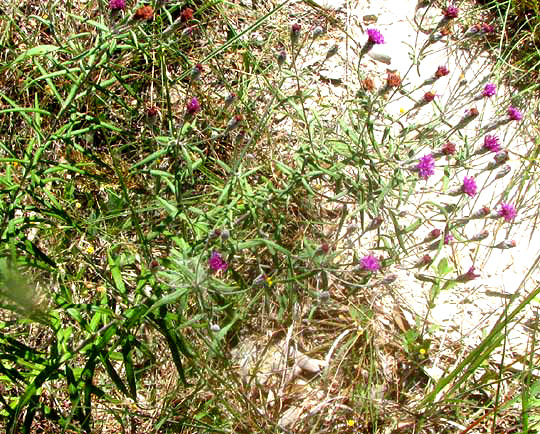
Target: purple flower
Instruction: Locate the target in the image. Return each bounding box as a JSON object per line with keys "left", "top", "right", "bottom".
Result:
{"left": 367, "top": 28, "right": 385, "bottom": 44}
{"left": 507, "top": 106, "right": 523, "bottom": 121}
{"left": 360, "top": 254, "right": 381, "bottom": 272}
{"left": 415, "top": 153, "right": 435, "bottom": 180}
{"left": 443, "top": 6, "right": 459, "bottom": 18}
{"left": 462, "top": 176, "right": 477, "bottom": 197}
{"left": 444, "top": 233, "right": 454, "bottom": 245}
{"left": 483, "top": 135, "right": 501, "bottom": 152}
{"left": 186, "top": 97, "right": 201, "bottom": 115}
{"left": 498, "top": 203, "right": 517, "bottom": 222}
{"left": 209, "top": 251, "right": 228, "bottom": 272}
{"left": 109, "top": 0, "right": 126, "bottom": 10}
{"left": 482, "top": 83, "right": 496, "bottom": 97}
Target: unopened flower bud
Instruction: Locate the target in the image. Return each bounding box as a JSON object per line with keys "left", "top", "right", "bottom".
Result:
{"left": 221, "top": 229, "right": 230, "bottom": 240}
{"left": 469, "top": 230, "right": 489, "bottom": 241}
{"left": 457, "top": 266, "right": 480, "bottom": 282}
{"left": 312, "top": 26, "right": 324, "bottom": 38}
{"left": 277, "top": 50, "right": 287, "bottom": 67}
{"left": 494, "top": 239, "right": 516, "bottom": 249}
{"left": 366, "top": 216, "right": 383, "bottom": 231}
{"left": 469, "top": 206, "right": 490, "bottom": 219}
{"left": 224, "top": 92, "right": 236, "bottom": 108}
{"left": 494, "top": 164, "right": 511, "bottom": 179}
{"left": 291, "top": 23, "right": 301, "bottom": 45}
{"left": 191, "top": 63, "right": 203, "bottom": 81}
{"left": 226, "top": 114, "right": 243, "bottom": 131}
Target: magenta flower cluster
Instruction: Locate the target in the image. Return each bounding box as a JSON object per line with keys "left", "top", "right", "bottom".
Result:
{"left": 498, "top": 203, "right": 517, "bottom": 222}
{"left": 443, "top": 6, "right": 459, "bottom": 18}
{"left": 483, "top": 135, "right": 501, "bottom": 153}
{"left": 462, "top": 176, "right": 477, "bottom": 197}
{"left": 360, "top": 254, "right": 381, "bottom": 272}
{"left": 507, "top": 106, "right": 523, "bottom": 121}
{"left": 208, "top": 251, "right": 228, "bottom": 272}
{"left": 482, "top": 83, "right": 496, "bottom": 97}
{"left": 109, "top": 0, "right": 126, "bottom": 10}
{"left": 416, "top": 153, "right": 435, "bottom": 180}
{"left": 186, "top": 97, "right": 201, "bottom": 115}
{"left": 367, "top": 28, "right": 385, "bottom": 44}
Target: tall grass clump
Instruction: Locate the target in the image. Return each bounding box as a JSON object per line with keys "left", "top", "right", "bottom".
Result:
{"left": 1, "top": 0, "right": 539, "bottom": 433}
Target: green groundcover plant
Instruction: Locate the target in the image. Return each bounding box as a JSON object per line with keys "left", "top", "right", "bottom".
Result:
{"left": 0, "top": 0, "right": 539, "bottom": 432}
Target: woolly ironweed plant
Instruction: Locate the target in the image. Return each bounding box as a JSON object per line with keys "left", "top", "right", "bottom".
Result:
{"left": 0, "top": 0, "right": 539, "bottom": 433}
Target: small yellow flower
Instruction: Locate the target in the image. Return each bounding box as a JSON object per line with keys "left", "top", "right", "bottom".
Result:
{"left": 266, "top": 277, "right": 273, "bottom": 287}
{"left": 419, "top": 348, "right": 427, "bottom": 355}
{"left": 347, "top": 419, "right": 355, "bottom": 427}
{"left": 399, "top": 107, "right": 405, "bottom": 114}
{"left": 75, "top": 201, "right": 81, "bottom": 209}
{"left": 86, "top": 246, "right": 95, "bottom": 254}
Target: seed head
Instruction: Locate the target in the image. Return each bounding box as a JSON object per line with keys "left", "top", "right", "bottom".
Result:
{"left": 134, "top": 5, "right": 154, "bottom": 21}
{"left": 386, "top": 71, "right": 401, "bottom": 88}
{"left": 180, "top": 7, "right": 194, "bottom": 22}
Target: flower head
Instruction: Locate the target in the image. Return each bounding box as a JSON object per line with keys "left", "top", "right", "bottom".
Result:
{"left": 462, "top": 176, "right": 477, "bottom": 197}
{"left": 134, "top": 5, "right": 154, "bottom": 20}
{"left": 507, "top": 105, "right": 523, "bottom": 121}
{"left": 459, "top": 266, "right": 480, "bottom": 282}
{"left": 481, "top": 23, "right": 495, "bottom": 33}
{"left": 423, "top": 91, "right": 436, "bottom": 103}
{"left": 186, "top": 97, "right": 201, "bottom": 115}
{"left": 483, "top": 135, "right": 501, "bottom": 152}
{"left": 444, "top": 233, "right": 454, "bottom": 245}
{"left": 498, "top": 203, "right": 517, "bottom": 222}
{"left": 360, "top": 254, "right": 381, "bottom": 272}
{"left": 180, "top": 7, "right": 194, "bottom": 22}
{"left": 415, "top": 153, "right": 435, "bottom": 180}
{"left": 443, "top": 6, "right": 459, "bottom": 18}
{"left": 441, "top": 141, "right": 456, "bottom": 156}
{"left": 209, "top": 251, "right": 228, "bottom": 272}
{"left": 291, "top": 23, "right": 301, "bottom": 44}
{"left": 482, "top": 83, "right": 496, "bottom": 97}
{"left": 367, "top": 28, "right": 385, "bottom": 44}
{"left": 109, "top": 0, "right": 126, "bottom": 10}
{"left": 435, "top": 66, "right": 450, "bottom": 78}
{"left": 386, "top": 71, "right": 401, "bottom": 88}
